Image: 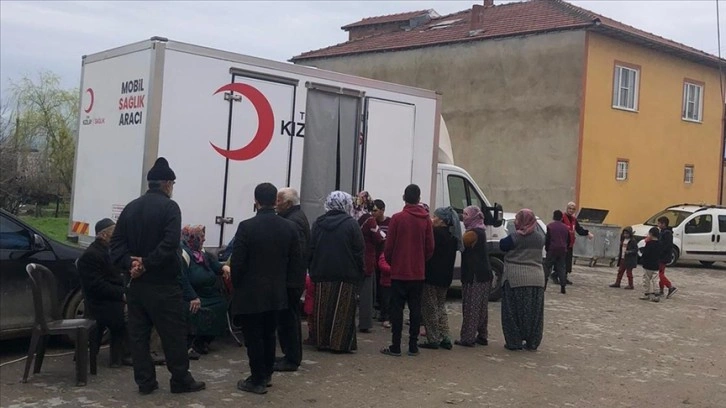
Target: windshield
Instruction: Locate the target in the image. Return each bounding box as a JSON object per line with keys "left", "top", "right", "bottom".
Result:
{"left": 644, "top": 209, "right": 692, "bottom": 227}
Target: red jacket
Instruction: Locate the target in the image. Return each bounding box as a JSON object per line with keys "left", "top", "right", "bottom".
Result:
{"left": 377, "top": 252, "right": 392, "bottom": 287}
{"left": 360, "top": 216, "right": 384, "bottom": 277}
{"left": 384, "top": 204, "right": 435, "bottom": 281}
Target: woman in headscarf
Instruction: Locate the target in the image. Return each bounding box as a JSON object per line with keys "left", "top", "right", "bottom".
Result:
{"left": 178, "top": 225, "right": 230, "bottom": 359}
{"left": 499, "top": 209, "right": 546, "bottom": 351}
{"left": 455, "top": 206, "right": 493, "bottom": 347}
{"left": 308, "top": 191, "right": 365, "bottom": 353}
{"left": 419, "top": 206, "right": 462, "bottom": 350}
{"left": 353, "top": 191, "right": 384, "bottom": 333}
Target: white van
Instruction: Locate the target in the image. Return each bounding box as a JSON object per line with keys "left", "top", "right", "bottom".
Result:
{"left": 630, "top": 204, "right": 726, "bottom": 266}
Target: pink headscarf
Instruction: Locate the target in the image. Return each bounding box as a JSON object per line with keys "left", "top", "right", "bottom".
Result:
{"left": 182, "top": 225, "right": 206, "bottom": 264}
{"left": 463, "top": 206, "right": 485, "bottom": 231}
{"left": 514, "top": 209, "right": 537, "bottom": 236}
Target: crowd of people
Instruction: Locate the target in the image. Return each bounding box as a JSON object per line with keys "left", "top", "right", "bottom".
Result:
{"left": 73, "top": 156, "right": 677, "bottom": 396}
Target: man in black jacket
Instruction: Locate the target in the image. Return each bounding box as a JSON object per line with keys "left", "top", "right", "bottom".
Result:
{"left": 230, "top": 183, "right": 303, "bottom": 394}
{"left": 111, "top": 157, "right": 205, "bottom": 395}
{"left": 273, "top": 187, "right": 310, "bottom": 372}
{"left": 78, "top": 218, "right": 130, "bottom": 368}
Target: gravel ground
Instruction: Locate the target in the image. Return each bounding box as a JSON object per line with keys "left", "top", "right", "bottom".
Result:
{"left": 1, "top": 262, "right": 724, "bottom": 408}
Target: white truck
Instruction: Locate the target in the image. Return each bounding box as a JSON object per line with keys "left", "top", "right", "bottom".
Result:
{"left": 68, "top": 37, "right": 506, "bottom": 297}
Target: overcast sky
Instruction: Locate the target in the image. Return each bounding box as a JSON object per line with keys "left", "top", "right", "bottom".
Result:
{"left": 0, "top": 0, "right": 723, "bottom": 92}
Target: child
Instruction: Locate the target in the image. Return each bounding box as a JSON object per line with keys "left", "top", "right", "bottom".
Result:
{"left": 303, "top": 273, "right": 316, "bottom": 346}
{"left": 610, "top": 226, "right": 638, "bottom": 289}
{"left": 639, "top": 227, "right": 662, "bottom": 302}
{"left": 656, "top": 217, "right": 678, "bottom": 298}
{"left": 377, "top": 252, "right": 392, "bottom": 329}
{"left": 545, "top": 210, "right": 570, "bottom": 294}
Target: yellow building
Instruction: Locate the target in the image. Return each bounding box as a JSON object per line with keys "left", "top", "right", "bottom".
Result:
{"left": 579, "top": 32, "right": 724, "bottom": 226}
{"left": 293, "top": 0, "right": 725, "bottom": 227}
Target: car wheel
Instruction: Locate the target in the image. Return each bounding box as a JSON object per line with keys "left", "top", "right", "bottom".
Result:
{"left": 488, "top": 257, "right": 504, "bottom": 302}
{"left": 699, "top": 261, "right": 715, "bottom": 267}
{"left": 666, "top": 246, "right": 679, "bottom": 267}
{"left": 62, "top": 290, "right": 110, "bottom": 346}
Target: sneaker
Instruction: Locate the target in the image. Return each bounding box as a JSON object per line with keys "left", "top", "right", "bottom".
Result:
{"left": 475, "top": 337, "right": 488, "bottom": 346}
{"left": 273, "top": 360, "right": 299, "bottom": 372}
{"left": 666, "top": 287, "right": 678, "bottom": 299}
{"left": 188, "top": 348, "right": 201, "bottom": 360}
{"left": 624, "top": 285, "right": 635, "bottom": 290}
{"left": 139, "top": 381, "right": 159, "bottom": 395}
{"left": 237, "top": 378, "right": 267, "bottom": 395}
{"left": 609, "top": 283, "right": 621, "bottom": 288}
{"left": 439, "top": 339, "right": 453, "bottom": 350}
{"left": 560, "top": 286, "right": 566, "bottom": 295}
{"left": 651, "top": 295, "right": 661, "bottom": 303}
{"left": 170, "top": 379, "right": 206, "bottom": 394}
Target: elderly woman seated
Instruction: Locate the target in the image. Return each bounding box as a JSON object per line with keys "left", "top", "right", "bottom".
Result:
{"left": 178, "top": 225, "right": 230, "bottom": 359}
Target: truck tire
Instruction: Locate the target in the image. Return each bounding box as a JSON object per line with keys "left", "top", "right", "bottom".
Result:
{"left": 666, "top": 246, "right": 679, "bottom": 267}
{"left": 62, "top": 290, "right": 109, "bottom": 346}
{"left": 488, "top": 257, "right": 504, "bottom": 302}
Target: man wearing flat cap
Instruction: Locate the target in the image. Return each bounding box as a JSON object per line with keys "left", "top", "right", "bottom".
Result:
{"left": 77, "top": 218, "right": 130, "bottom": 368}
{"left": 111, "top": 157, "right": 205, "bottom": 395}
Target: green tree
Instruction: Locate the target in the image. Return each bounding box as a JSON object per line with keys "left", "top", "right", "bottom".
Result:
{"left": 11, "top": 71, "right": 78, "bottom": 195}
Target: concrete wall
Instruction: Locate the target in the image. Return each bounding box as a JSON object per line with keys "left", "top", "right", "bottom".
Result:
{"left": 580, "top": 32, "right": 724, "bottom": 227}
{"left": 297, "top": 30, "right": 587, "bottom": 219}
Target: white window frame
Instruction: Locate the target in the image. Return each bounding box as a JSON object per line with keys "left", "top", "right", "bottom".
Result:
{"left": 613, "top": 65, "right": 640, "bottom": 111}
{"left": 682, "top": 82, "right": 704, "bottom": 122}
{"left": 616, "top": 160, "right": 629, "bottom": 181}
{"left": 684, "top": 165, "right": 694, "bottom": 184}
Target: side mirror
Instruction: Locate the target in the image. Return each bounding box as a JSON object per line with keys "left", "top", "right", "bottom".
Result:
{"left": 483, "top": 203, "right": 504, "bottom": 227}
{"left": 33, "top": 234, "right": 47, "bottom": 251}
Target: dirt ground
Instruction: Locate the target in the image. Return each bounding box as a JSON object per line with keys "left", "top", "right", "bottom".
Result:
{"left": 1, "top": 261, "right": 725, "bottom": 408}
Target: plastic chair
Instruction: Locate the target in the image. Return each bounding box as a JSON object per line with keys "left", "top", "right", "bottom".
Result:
{"left": 22, "top": 263, "right": 98, "bottom": 386}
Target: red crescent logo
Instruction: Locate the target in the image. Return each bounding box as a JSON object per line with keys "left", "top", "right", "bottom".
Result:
{"left": 84, "top": 88, "right": 94, "bottom": 113}
{"left": 210, "top": 83, "right": 275, "bottom": 161}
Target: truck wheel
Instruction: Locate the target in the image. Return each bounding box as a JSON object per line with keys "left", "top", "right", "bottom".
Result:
{"left": 699, "top": 261, "right": 715, "bottom": 267}
{"left": 666, "top": 246, "right": 679, "bottom": 267}
{"left": 488, "top": 257, "right": 504, "bottom": 302}
{"left": 62, "top": 290, "right": 109, "bottom": 346}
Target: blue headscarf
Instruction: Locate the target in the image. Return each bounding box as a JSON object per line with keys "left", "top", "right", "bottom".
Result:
{"left": 434, "top": 206, "right": 464, "bottom": 252}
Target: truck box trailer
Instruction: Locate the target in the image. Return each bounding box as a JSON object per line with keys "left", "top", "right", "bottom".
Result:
{"left": 69, "top": 37, "right": 501, "bottom": 255}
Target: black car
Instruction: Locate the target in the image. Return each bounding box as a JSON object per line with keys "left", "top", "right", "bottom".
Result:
{"left": 0, "top": 209, "right": 84, "bottom": 341}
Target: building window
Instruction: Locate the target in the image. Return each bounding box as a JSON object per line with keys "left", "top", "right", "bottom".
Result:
{"left": 613, "top": 65, "right": 640, "bottom": 111}
{"left": 684, "top": 165, "right": 694, "bottom": 184}
{"left": 682, "top": 81, "right": 704, "bottom": 122}
{"left": 616, "top": 159, "right": 629, "bottom": 181}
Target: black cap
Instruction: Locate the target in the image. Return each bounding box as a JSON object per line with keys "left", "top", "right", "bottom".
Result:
{"left": 146, "top": 157, "right": 176, "bottom": 181}
{"left": 95, "top": 218, "right": 115, "bottom": 235}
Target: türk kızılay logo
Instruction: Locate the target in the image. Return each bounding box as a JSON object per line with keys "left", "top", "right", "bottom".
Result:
{"left": 81, "top": 88, "right": 105, "bottom": 126}
{"left": 209, "top": 83, "right": 276, "bottom": 161}
{"left": 118, "top": 79, "right": 145, "bottom": 126}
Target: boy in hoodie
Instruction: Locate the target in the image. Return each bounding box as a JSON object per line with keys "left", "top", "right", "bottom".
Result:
{"left": 639, "top": 227, "right": 662, "bottom": 302}
{"left": 609, "top": 227, "right": 637, "bottom": 289}
{"left": 544, "top": 210, "right": 570, "bottom": 294}
{"left": 656, "top": 217, "right": 678, "bottom": 299}
{"left": 380, "top": 184, "right": 435, "bottom": 357}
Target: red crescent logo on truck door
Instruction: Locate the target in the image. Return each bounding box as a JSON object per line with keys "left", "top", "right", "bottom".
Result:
{"left": 210, "top": 83, "right": 275, "bottom": 161}
{"left": 84, "top": 88, "right": 94, "bottom": 113}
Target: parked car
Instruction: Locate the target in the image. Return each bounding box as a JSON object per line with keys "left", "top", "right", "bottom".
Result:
{"left": 0, "top": 209, "right": 85, "bottom": 341}
{"left": 631, "top": 204, "right": 726, "bottom": 266}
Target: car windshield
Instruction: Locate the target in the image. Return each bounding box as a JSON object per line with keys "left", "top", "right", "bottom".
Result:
{"left": 644, "top": 209, "right": 692, "bottom": 227}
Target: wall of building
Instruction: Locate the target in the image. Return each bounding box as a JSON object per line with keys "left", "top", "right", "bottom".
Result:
{"left": 297, "top": 30, "right": 587, "bottom": 219}
{"left": 579, "top": 32, "right": 724, "bottom": 227}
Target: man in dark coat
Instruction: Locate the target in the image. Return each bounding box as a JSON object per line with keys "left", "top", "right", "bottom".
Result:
{"left": 111, "top": 157, "right": 205, "bottom": 395}
{"left": 77, "top": 218, "right": 130, "bottom": 368}
{"left": 230, "top": 183, "right": 303, "bottom": 394}
{"left": 273, "top": 187, "right": 310, "bottom": 372}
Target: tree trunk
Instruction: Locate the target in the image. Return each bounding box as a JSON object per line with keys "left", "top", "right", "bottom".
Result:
{"left": 55, "top": 195, "right": 60, "bottom": 218}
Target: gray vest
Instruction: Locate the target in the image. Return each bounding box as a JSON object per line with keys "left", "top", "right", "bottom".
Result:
{"left": 502, "top": 231, "right": 545, "bottom": 288}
